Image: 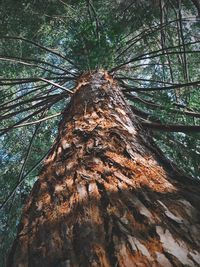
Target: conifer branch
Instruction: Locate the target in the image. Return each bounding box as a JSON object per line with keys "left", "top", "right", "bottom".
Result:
{"left": 1, "top": 36, "right": 80, "bottom": 73}
{"left": 126, "top": 94, "right": 200, "bottom": 118}
{"left": 121, "top": 80, "right": 200, "bottom": 92}
{"left": 0, "top": 55, "right": 71, "bottom": 73}
{"left": 39, "top": 78, "right": 74, "bottom": 94}
{"left": 111, "top": 41, "right": 200, "bottom": 72}
{"left": 0, "top": 98, "right": 62, "bottom": 136}
{"left": 115, "top": 18, "right": 200, "bottom": 60}
{"left": 141, "top": 120, "right": 200, "bottom": 133}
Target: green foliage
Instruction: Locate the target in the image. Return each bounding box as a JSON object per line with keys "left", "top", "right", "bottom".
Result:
{"left": 0, "top": 0, "right": 200, "bottom": 265}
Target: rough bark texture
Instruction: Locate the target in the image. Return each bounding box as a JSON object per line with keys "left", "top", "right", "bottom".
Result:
{"left": 8, "top": 71, "right": 200, "bottom": 267}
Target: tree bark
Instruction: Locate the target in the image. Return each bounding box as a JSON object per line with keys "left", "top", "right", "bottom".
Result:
{"left": 8, "top": 71, "right": 200, "bottom": 267}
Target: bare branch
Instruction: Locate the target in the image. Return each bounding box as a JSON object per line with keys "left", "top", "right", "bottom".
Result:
{"left": 39, "top": 78, "right": 74, "bottom": 94}
{"left": 0, "top": 97, "right": 61, "bottom": 136}
{"left": 14, "top": 113, "right": 61, "bottom": 128}
{"left": 0, "top": 95, "right": 59, "bottom": 120}
{"left": 0, "top": 94, "right": 60, "bottom": 113}
{"left": 126, "top": 94, "right": 200, "bottom": 118}
{"left": 0, "top": 76, "right": 74, "bottom": 88}
{"left": 1, "top": 36, "right": 80, "bottom": 72}
{"left": 117, "top": 76, "right": 175, "bottom": 85}
{"left": 141, "top": 120, "right": 200, "bottom": 133}
{"left": 111, "top": 41, "right": 200, "bottom": 72}
{"left": 115, "top": 18, "right": 200, "bottom": 60}
{"left": 0, "top": 84, "right": 49, "bottom": 109}
{"left": 0, "top": 55, "right": 71, "bottom": 73}
{"left": 122, "top": 80, "right": 200, "bottom": 92}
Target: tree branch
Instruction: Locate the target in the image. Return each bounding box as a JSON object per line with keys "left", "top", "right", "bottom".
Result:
{"left": 122, "top": 80, "right": 200, "bottom": 92}
{"left": 141, "top": 120, "right": 200, "bottom": 132}
{"left": 111, "top": 41, "right": 200, "bottom": 72}
{"left": 7, "top": 112, "right": 61, "bottom": 129}
{"left": 1, "top": 36, "right": 80, "bottom": 73}
{"left": 39, "top": 78, "right": 74, "bottom": 94}
{"left": 0, "top": 98, "right": 61, "bottom": 136}
{"left": 115, "top": 18, "right": 200, "bottom": 60}
{"left": 0, "top": 55, "right": 71, "bottom": 73}
{"left": 126, "top": 94, "right": 200, "bottom": 118}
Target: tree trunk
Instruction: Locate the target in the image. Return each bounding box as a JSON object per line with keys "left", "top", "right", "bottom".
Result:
{"left": 8, "top": 71, "right": 200, "bottom": 267}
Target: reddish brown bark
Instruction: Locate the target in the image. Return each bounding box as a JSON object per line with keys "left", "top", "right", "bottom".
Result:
{"left": 8, "top": 71, "right": 200, "bottom": 267}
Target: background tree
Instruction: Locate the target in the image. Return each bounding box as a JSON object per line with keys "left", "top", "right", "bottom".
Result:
{"left": 0, "top": 0, "right": 200, "bottom": 266}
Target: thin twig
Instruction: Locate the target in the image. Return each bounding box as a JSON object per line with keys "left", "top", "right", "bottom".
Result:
{"left": 6, "top": 112, "right": 61, "bottom": 129}
{"left": 39, "top": 78, "right": 74, "bottom": 94}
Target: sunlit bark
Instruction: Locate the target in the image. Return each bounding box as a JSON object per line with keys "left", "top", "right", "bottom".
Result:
{"left": 8, "top": 71, "right": 200, "bottom": 267}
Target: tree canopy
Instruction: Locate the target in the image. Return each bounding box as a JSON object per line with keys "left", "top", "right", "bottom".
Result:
{"left": 0, "top": 0, "right": 200, "bottom": 265}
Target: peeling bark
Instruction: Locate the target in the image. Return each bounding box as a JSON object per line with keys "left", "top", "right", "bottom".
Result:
{"left": 8, "top": 71, "right": 200, "bottom": 267}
